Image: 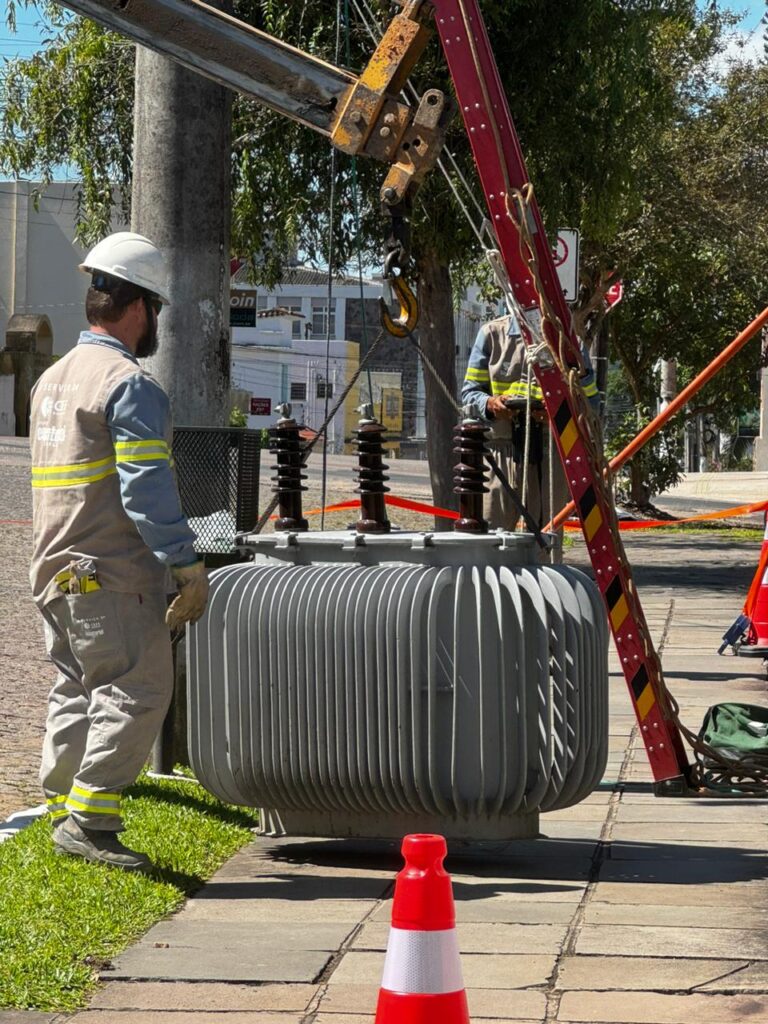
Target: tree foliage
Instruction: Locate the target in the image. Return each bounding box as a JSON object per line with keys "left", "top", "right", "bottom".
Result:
{"left": 1, "top": 5, "right": 133, "bottom": 242}
{"left": 601, "top": 56, "right": 768, "bottom": 500}
{"left": 3, "top": 0, "right": 764, "bottom": 503}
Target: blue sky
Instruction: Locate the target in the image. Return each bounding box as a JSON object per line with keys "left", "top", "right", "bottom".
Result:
{"left": 2, "top": 1, "right": 766, "bottom": 60}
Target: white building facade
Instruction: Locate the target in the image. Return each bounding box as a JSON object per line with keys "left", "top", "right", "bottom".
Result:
{"left": 230, "top": 309, "right": 359, "bottom": 452}
{"left": 0, "top": 181, "right": 127, "bottom": 355}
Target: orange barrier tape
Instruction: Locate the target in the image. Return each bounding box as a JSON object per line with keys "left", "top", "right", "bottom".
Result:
{"left": 563, "top": 499, "right": 768, "bottom": 530}
{"left": 279, "top": 496, "right": 768, "bottom": 530}
{"left": 275, "top": 495, "right": 460, "bottom": 521}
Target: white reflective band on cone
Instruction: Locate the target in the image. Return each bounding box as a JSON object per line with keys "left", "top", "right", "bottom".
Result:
{"left": 380, "top": 927, "right": 465, "bottom": 994}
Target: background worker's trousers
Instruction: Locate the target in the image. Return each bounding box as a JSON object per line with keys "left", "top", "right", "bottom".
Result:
{"left": 39, "top": 589, "right": 173, "bottom": 832}
{"left": 485, "top": 438, "right": 569, "bottom": 561}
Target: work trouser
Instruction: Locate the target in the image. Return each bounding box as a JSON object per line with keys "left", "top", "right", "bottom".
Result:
{"left": 485, "top": 437, "right": 569, "bottom": 562}
{"left": 39, "top": 589, "right": 173, "bottom": 832}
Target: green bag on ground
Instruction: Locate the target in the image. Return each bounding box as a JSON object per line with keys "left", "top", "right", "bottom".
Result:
{"left": 700, "top": 702, "right": 768, "bottom": 762}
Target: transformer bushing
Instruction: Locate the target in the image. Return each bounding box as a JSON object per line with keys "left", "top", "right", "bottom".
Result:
{"left": 270, "top": 403, "right": 308, "bottom": 532}
{"left": 453, "top": 417, "right": 490, "bottom": 534}
{"left": 354, "top": 405, "right": 391, "bottom": 534}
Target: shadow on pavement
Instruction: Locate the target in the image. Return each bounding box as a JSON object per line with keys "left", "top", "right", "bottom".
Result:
{"left": 191, "top": 835, "right": 768, "bottom": 897}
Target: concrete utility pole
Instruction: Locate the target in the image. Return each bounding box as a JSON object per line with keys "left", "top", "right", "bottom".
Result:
{"left": 131, "top": 47, "right": 233, "bottom": 426}
{"left": 659, "top": 358, "right": 677, "bottom": 413}
{"left": 754, "top": 332, "right": 768, "bottom": 470}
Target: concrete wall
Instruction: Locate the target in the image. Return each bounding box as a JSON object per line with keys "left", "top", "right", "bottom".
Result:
{"left": 0, "top": 181, "right": 127, "bottom": 356}
{"left": 0, "top": 375, "right": 14, "bottom": 435}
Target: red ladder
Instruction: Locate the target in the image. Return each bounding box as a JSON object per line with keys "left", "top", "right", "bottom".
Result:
{"left": 433, "top": 0, "right": 689, "bottom": 786}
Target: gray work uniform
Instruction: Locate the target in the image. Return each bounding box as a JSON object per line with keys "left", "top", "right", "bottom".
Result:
{"left": 461, "top": 315, "right": 598, "bottom": 535}
{"left": 30, "top": 332, "right": 197, "bottom": 832}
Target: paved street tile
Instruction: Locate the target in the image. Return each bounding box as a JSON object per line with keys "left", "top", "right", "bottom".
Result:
{"left": 328, "top": 951, "right": 556, "bottom": 988}
{"left": 353, "top": 921, "right": 566, "bottom": 954}
{"left": 372, "top": 898, "right": 576, "bottom": 924}
{"left": 89, "top": 981, "right": 316, "bottom": 1011}
{"left": 592, "top": 880, "right": 768, "bottom": 907}
{"left": 317, "top": 983, "right": 546, "bottom": 1019}
{"left": 575, "top": 924, "right": 768, "bottom": 960}
{"left": 557, "top": 990, "right": 768, "bottom": 1022}
{"left": 557, "top": 955, "right": 750, "bottom": 991}
{"left": 582, "top": 901, "right": 768, "bottom": 930}
{"left": 67, "top": 1014, "right": 302, "bottom": 1023}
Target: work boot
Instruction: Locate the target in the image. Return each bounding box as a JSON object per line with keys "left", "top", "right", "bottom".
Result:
{"left": 53, "top": 816, "right": 152, "bottom": 872}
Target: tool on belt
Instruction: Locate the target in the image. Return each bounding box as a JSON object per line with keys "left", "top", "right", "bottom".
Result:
{"left": 55, "top": 558, "right": 101, "bottom": 595}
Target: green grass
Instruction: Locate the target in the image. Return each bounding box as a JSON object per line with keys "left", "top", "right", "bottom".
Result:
{"left": 638, "top": 525, "right": 763, "bottom": 540}
{"left": 0, "top": 772, "right": 258, "bottom": 1012}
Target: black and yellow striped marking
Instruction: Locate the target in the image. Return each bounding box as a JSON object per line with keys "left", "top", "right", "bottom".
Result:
{"left": 578, "top": 486, "right": 603, "bottom": 544}
{"left": 630, "top": 663, "right": 656, "bottom": 721}
{"left": 605, "top": 575, "right": 629, "bottom": 632}
{"left": 553, "top": 400, "right": 578, "bottom": 457}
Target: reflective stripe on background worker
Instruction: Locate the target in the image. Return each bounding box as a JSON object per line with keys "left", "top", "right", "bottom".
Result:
{"left": 29, "top": 232, "right": 209, "bottom": 872}
{"left": 461, "top": 314, "right": 599, "bottom": 551}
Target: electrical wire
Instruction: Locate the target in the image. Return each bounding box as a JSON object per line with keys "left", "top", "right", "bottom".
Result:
{"left": 320, "top": 0, "right": 344, "bottom": 529}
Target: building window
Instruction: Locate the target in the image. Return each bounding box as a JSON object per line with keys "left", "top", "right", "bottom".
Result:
{"left": 290, "top": 381, "right": 307, "bottom": 401}
{"left": 278, "top": 296, "right": 303, "bottom": 339}
{"left": 311, "top": 297, "right": 336, "bottom": 338}
{"left": 317, "top": 380, "right": 333, "bottom": 399}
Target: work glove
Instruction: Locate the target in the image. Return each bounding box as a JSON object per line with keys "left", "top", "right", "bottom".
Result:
{"left": 166, "top": 561, "right": 209, "bottom": 630}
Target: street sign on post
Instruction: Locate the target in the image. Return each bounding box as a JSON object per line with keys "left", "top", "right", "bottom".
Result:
{"left": 604, "top": 281, "right": 624, "bottom": 311}
{"left": 553, "top": 229, "right": 580, "bottom": 303}
{"left": 250, "top": 397, "right": 272, "bottom": 416}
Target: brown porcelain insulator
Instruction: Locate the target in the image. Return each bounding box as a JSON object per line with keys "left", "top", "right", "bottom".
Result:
{"left": 453, "top": 418, "right": 490, "bottom": 534}
{"left": 270, "top": 404, "right": 308, "bottom": 532}
{"left": 354, "top": 410, "right": 391, "bottom": 534}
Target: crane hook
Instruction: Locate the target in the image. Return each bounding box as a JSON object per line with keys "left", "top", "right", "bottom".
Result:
{"left": 380, "top": 249, "right": 419, "bottom": 338}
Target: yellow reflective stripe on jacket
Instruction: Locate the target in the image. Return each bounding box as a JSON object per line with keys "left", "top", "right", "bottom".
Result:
{"left": 66, "top": 786, "right": 122, "bottom": 815}
{"left": 114, "top": 438, "right": 170, "bottom": 463}
{"left": 491, "top": 380, "right": 545, "bottom": 400}
{"left": 582, "top": 378, "right": 599, "bottom": 398}
{"left": 31, "top": 456, "right": 118, "bottom": 489}
{"left": 465, "top": 367, "right": 490, "bottom": 383}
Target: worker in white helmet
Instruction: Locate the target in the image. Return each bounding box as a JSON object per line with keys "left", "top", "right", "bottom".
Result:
{"left": 29, "top": 232, "right": 209, "bottom": 871}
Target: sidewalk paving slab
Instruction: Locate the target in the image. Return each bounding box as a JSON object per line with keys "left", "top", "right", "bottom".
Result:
{"left": 316, "top": 983, "right": 546, "bottom": 1018}
{"left": 557, "top": 955, "right": 751, "bottom": 991}
{"left": 5, "top": 532, "right": 768, "bottom": 1024}
{"left": 67, "top": 1014, "right": 304, "bottom": 1023}
{"left": 327, "top": 950, "right": 557, "bottom": 988}
{"left": 581, "top": 902, "right": 768, "bottom": 929}
{"left": 574, "top": 923, "right": 768, "bottom": 960}
{"left": 88, "top": 982, "right": 315, "bottom": 1013}
{"left": 556, "top": 990, "right": 768, "bottom": 1022}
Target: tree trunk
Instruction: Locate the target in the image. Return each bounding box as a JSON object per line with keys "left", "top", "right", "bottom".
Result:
{"left": 416, "top": 252, "right": 457, "bottom": 530}
{"left": 628, "top": 459, "right": 650, "bottom": 506}
{"left": 131, "top": 47, "right": 232, "bottom": 427}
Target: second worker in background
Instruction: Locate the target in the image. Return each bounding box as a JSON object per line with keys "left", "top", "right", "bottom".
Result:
{"left": 461, "top": 312, "right": 599, "bottom": 550}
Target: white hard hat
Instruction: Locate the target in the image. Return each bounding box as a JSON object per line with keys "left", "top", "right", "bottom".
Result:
{"left": 79, "top": 231, "right": 170, "bottom": 304}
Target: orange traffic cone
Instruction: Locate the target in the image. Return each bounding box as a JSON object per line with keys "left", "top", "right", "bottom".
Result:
{"left": 739, "top": 513, "right": 768, "bottom": 657}
{"left": 375, "top": 834, "right": 470, "bottom": 1024}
